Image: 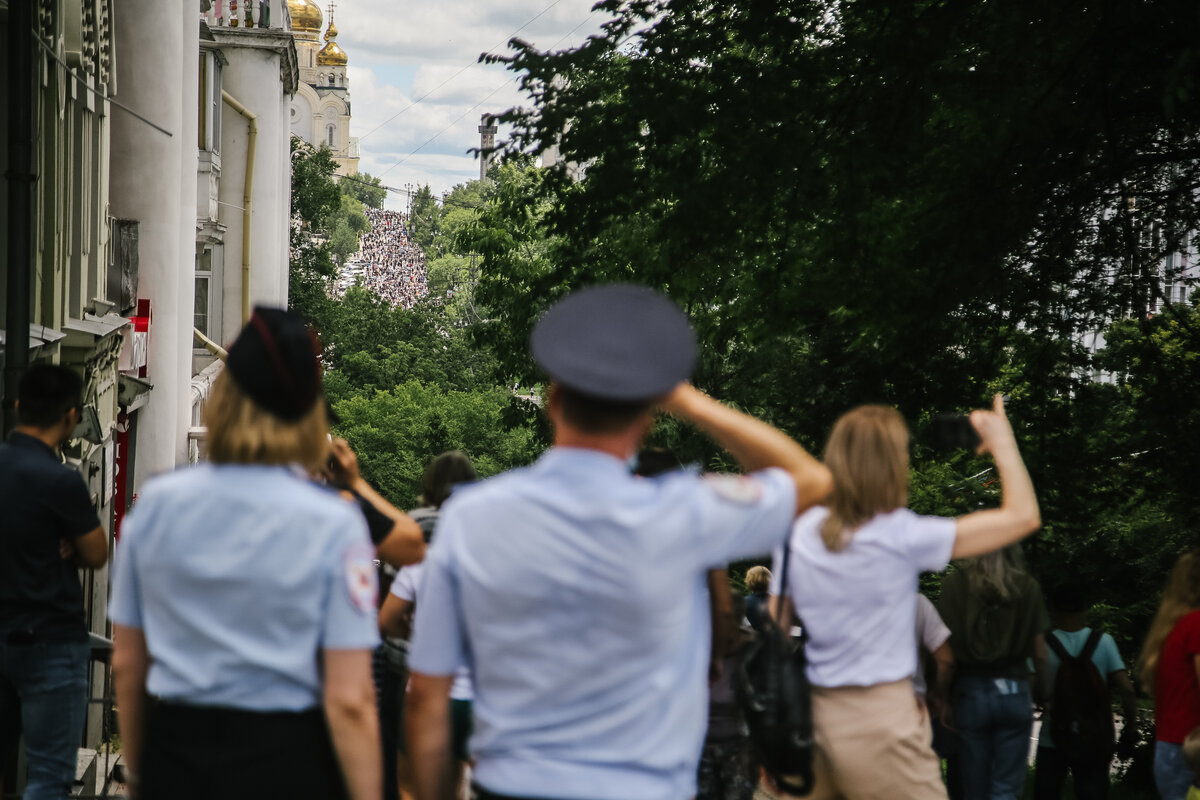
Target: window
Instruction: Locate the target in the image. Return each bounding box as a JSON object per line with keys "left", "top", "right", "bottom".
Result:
{"left": 195, "top": 249, "right": 212, "bottom": 336}
{"left": 329, "top": 75, "right": 335, "bottom": 86}
{"left": 327, "top": 125, "right": 336, "bottom": 147}
{"left": 194, "top": 246, "right": 223, "bottom": 342}
{"left": 197, "top": 52, "right": 222, "bottom": 152}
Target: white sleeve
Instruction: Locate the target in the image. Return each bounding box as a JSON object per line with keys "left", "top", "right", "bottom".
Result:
{"left": 691, "top": 468, "right": 798, "bottom": 565}
{"left": 915, "top": 594, "right": 951, "bottom": 652}
{"left": 320, "top": 515, "right": 381, "bottom": 650}
{"left": 901, "top": 511, "right": 957, "bottom": 572}
{"left": 389, "top": 563, "right": 421, "bottom": 601}
{"left": 108, "top": 508, "right": 144, "bottom": 629}
{"left": 407, "top": 518, "right": 468, "bottom": 677}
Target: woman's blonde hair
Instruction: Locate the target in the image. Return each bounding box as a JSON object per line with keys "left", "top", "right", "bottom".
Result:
{"left": 205, "top": 369, "right": 329, "bottom": 470}
{"left": 819, "top": 405, "right": 909, "bottom": 551}
{"left": 961, "top": 546, "right": 1027, "bottom": 601}
{"left": 1137, "top": 548, "right": 1200, "bottom": 696}
{"left": 745, "top": 565, "right": 772, "bottom": 594}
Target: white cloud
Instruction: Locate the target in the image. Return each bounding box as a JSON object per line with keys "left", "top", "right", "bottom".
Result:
{"left": 329, "top": 0, "right": 606, "bottom": 196}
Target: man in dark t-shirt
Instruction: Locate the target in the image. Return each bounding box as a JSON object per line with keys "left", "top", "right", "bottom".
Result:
{"left": 0, "top": 364, "right": 108, "bottom": 799}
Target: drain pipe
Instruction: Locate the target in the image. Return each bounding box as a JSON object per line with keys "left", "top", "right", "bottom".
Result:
{"left": 222, "top": 90, "right": 257, "bottom": 324}
{"left": 192, "top": 327, "right": 228, "bottom": 360}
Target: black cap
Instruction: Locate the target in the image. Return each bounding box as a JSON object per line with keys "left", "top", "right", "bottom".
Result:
{"left": 226, "top": 307, "right": 323, "bottom": 421}
{"left": 530, "top": 284, "right": 696, "bottom": 401}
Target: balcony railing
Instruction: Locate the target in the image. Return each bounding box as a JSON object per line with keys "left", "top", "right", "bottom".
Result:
{"left": 203, "top": 0, "right": 292, "bottom": 31}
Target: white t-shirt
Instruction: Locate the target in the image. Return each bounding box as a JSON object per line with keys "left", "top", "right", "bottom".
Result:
{"left": 772, "top": 506, "right": 956, "bottom": 688}
{"left": 390, "top": 562, "right": 474, "bottom": 701}
{"left": 913, "top": 594, "right": 951, "bottom": 698}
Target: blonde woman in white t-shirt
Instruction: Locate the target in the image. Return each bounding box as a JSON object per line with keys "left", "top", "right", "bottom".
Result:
{"left": 772, "top": 396, "right": 1040, "bottom": 800}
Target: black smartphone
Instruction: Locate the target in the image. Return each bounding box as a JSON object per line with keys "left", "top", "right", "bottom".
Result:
{"left": 928, "top": 414, "right": 981, "bottom": 451}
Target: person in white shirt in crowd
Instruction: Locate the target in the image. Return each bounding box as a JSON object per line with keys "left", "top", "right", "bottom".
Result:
{"left": 914, "top": 593, "right": 961, "bottom": 800}
{"left": 379, "top": 451, "right": 478, "bottom": 800}
{"left": 771, "top": 397, "right": 1041, "bottom": 800}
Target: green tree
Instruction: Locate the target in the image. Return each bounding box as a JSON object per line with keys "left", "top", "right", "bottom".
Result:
{"left": 333, "top": 380, "right": 543, "bottom": 509}
{"left": 290, "top": 137, "right": 341, "bottom": 229}
{"left": 327, "top": 194, "right": 369, "bottom": 266}
{"left": 289, "top": 137, "right": 341, "bottom": 325}
{"left": 339, "top": 171, "right": 387, "bottom": 210}
{"left": 407, "top": 184, "right": 441, "bottom": 250}
{"left": 467, "top": 0, "right": 1200, "bottom": 659}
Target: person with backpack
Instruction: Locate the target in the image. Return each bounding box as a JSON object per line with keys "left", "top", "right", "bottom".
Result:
{"left": 1034, "top": 583, "right": 1138, "bottom": 800}
{"left": 938, "top": 545, "right": 1048, "bottom": 800}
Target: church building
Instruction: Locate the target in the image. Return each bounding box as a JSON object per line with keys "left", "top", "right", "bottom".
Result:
{"left": 289, "top": 0, "right": 359, "bottom": 175}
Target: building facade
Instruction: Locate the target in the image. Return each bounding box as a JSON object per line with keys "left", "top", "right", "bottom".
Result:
{"left": 1, "top": 0, "right": 301, "bottom": 786}
{"left": 288, "top": 0, "right": 358, "bottom": 176}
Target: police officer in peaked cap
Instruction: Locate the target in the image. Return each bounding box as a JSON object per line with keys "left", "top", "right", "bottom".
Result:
{"left": 110, "top": 307, "right": 404, "bottom": 800}
{"left": 405, "top": 284, "right": 833, "bottom": 800}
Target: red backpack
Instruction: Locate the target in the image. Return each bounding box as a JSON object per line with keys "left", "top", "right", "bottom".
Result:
{"left": 1045, "top": 629, "right": 1115, "bottom": 764}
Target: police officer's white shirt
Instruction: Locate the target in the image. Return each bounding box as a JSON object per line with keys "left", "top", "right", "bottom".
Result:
{"left": 408, "top": 447, "right": 797, "bottom": 800}
{"left": 772, "top": 506, "right": 956, "bottom": 689}
{"left": 110, "top": 464, "right": 380, "bottom": 712}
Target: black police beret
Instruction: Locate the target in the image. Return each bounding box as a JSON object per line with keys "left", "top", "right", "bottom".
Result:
{"left": 225, "top": 307, "right": 322, "bottom": 421}
{"left": 530, "top": 284, "right": 697, "bottom": 401}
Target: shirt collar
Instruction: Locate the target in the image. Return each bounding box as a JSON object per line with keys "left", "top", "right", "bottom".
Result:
{"left": 7, "top": 431, "right": 59, "bottom": 461}
{"left": 537, "top": 446, "right": 633, "bottom": 477}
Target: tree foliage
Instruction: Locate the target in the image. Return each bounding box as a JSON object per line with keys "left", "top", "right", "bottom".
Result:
{"left": 339, "top": 171, "right": 387, "bottom": 210}
{"left": 468, "top": 0, "right": 1200, "bottom": 657}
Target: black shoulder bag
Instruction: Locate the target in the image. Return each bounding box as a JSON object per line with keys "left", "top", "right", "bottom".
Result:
{"left": 735, "top": 540, "right": 816, "bottom": 796}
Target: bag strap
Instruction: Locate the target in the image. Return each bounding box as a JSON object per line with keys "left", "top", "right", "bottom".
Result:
{"left": 1044, "top": 629, "right": 1071, "bottom": 661}
{"left": 774, "top": 534, "right": 804, "bottom": 639}
{"left": 1081, "top": 628, "right": 1104, "bottom": 661}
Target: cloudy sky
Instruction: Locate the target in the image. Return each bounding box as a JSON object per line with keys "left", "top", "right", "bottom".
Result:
{"left": 331, "top": 0, "right": 609, "bottom": 209}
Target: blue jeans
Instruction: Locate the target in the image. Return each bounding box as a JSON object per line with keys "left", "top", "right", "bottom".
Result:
{"left": 0, "top": 639, "right": 90, "bottom": 800}
{"left": 1154, "top": 741, "right": 1194, "bottom": 800}
{"left": 953, "top": 676, "right": 1033, "bottom": 800}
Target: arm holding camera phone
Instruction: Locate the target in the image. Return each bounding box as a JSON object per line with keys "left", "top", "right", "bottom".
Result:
{"left": 950, "top": 395, "right": 1042, "bottom": 560}
{"left": 326, "top": 438, "right": 425, "bottom": 568}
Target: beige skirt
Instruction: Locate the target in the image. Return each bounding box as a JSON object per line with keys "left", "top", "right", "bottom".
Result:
{"left": 793, "top": 678, "right": 948, "bottom": 800}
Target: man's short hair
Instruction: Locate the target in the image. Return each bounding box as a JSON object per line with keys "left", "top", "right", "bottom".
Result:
{"left": 558, "top": 387, "right": 653, "bottom": 435}
{"left": 1048, "top": 583, "right": 1087, "bottom": 614}
{"left": 17, "top": 364, "right": 83, "bottom": 428}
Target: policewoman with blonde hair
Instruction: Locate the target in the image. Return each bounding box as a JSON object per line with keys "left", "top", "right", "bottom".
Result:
{"left": 772, "top": 397, "right": 1041, "bottom": 799}
{"left": 110, "top": 308, "right": 383, "bottom": 800}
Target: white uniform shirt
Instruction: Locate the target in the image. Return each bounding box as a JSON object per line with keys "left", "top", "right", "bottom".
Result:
{"left": 110, "top": 464, "right": 380, "bottom": 711}
{"left": 772, "top": 506, "right": 956, "bottom": 688}
{"left": 408, "top": 447, "right": 797, "bottom": 800}
{"left": 390, "top": 562, "right": 473, "bottom": 700}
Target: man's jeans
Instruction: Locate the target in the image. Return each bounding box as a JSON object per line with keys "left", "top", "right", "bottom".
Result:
{"left": 953, "top": 676, "right": 1034, "bottom": 800}
{"left": 0, "top": 639, "right": 90, "bottom": 800}
{"left": 1154, "top": 741, "right": 1193, "bottom": 800}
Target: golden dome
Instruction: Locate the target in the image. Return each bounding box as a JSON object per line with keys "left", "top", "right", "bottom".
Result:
{"left": 316, "top": 18, "right": 348, "bottom": 66}
{"left": 288, "top": 0, "right": 322, "bottom": 36}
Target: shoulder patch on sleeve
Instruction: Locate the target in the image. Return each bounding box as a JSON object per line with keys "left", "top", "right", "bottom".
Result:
{"left": 343, "top": 540, "right": 379, "bottom": 614}
{"left": 702, "top": 474, "right": 765, "bottom": 505}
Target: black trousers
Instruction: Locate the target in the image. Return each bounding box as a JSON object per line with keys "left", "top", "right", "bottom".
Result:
{"left": 141, "top": 701, "right": 348, "bottom": 800}
{"left": 1033, "top": 745, "right": 1110, "bottom": 800}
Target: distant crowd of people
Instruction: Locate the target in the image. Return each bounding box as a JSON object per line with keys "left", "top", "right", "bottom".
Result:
{"left": 353, "top": 209, "right": 428, "bottom": 309}
{"left": 2, "top": 287, "right": 1199, "bottom": 800}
